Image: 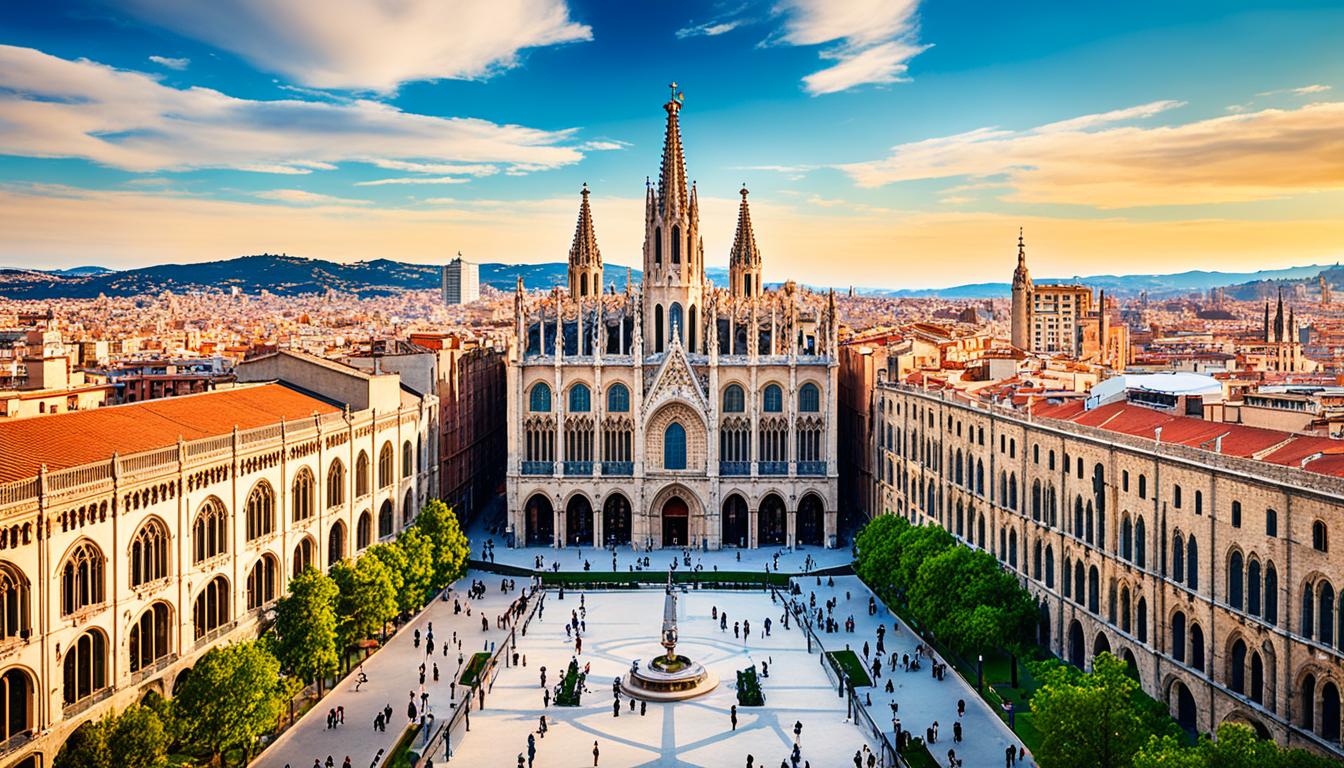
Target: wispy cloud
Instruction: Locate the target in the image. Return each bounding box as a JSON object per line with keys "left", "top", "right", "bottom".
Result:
{"left": 1258, "top": 84, "right": 1332, "bottom": 96}
{"left": 254, "top": 189, "right": 371, "bottom": 205}
{"left": 839, "top": 99, "right": 1344, "bottom": 208}
{"left": 354, "top": 176, "right": 474, "bottom": 186}
{"left": 0, "top": 45, "right": 585, "bottom": 175}
{"left": 1035, "top": 99, "right": 1184, "bottom": 132}
{"left": 118, "top": 0, "right": 593, "bottom": 92}
{"left": 772, "top": 0, "right": 930, "bottom": 95}
{"left": 579, "top": 139, "right": 631, "bottom": 151}
{"left": 677, "top": 19, "right": 746, "bottom": 39}
{"left": 147, "top": 55, "right": 189, "bottom": 70}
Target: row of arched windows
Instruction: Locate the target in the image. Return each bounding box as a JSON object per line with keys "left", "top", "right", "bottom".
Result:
{"left": 1227, "top": 550, "right": 1279, "bottom": 625}
{"left": 527, "top": 381, "right": 823, "bottom": 415}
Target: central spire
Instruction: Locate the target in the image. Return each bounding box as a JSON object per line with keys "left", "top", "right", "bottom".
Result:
{"left": 658, "top": 84, "right": 688, "bottom": 216}
{"left": 567, "top": 183, "right": 602, "bottom": 298}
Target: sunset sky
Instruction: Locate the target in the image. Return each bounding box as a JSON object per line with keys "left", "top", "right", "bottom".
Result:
{"left": 1, "top": 0, "right": 1342, "bottom": 288}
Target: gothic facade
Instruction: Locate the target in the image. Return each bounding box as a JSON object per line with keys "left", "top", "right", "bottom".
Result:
{"left": 505, "top": 91, "right": 839, "bottom": 551}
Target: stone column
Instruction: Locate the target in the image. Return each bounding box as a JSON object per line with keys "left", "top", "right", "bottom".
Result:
{"left": 786, "top": 506, "right": 797, "bottom": 548}
{"left": 554, "top": 506, "right": 562, "bottom": 549}
{"left": 593, "top": 506, "right": 603, "bottom": 549}
{"left": 749, "top": 508, "right": 759, "bottom": 549}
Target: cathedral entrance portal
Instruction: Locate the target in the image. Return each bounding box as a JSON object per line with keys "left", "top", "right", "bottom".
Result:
{"left": 603, "top": 494, "right": 632, "bottom": 546}
{"left": 722, "top": 494, "right": 748, "bottom": 548}
{"left": 759, "top": 494, "right": 786, "bottom": 546}
{"left": 566, "top": 495, "right": 593, "bottom": 547}
{"left": 662, "top": 497, "right": 689, "bottom": 548}
{"left": 525, "top": 494, "right": 555, "bottom": 546}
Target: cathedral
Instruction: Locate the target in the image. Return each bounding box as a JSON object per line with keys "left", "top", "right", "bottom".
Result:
{"left": 505, "top": 89, "right": 839, "bottom": 550}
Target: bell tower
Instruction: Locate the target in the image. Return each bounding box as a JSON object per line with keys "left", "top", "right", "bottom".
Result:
{"left": 1011, "top": 228, "right": 1033, "bottom": 349}
{"left": 643, "top": 84, "right": 704, "bottom": 354}
{"left": 567, "top": 183, "right": 602, "bottom": 298}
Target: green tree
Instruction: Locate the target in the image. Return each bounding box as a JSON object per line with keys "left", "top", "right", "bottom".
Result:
{"left": 1132, "top": 734, "right": 1206, "bottom": 768}
{"left": 108, "top": 704, "right": 170, "bottom": 768}
{"left": 1135, "top": 723, "right": 1341, "bottom": 768}
{"left": 273, "top": 567, "right": 340, "bottom": 693}
{"left": 332, "top": 553, "right": 398, "bottom": 645}
{"left": 1031, "top": 652, "right": 1152, "bottom": 768}
{"left": 393, "top": 527, "right": 435, "bottom": 611}
{"left": 54, "top": 718, "right": 111, "bottom": 768}
{"left": 173, "top": 641, "right": 297, "bottom": 765}
{"left": 414, "top": 498, "right": 471, "bottom": 588}
{"left": 366, "top": 542, "right": 408, "bottom": 615}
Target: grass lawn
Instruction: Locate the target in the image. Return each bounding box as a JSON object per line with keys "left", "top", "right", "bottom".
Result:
{"left": 899, "top": 738, "right": 941, "bottom": 768}
{"left": 541, "top": 570, "right": 790, "bottom": 587}
{"left": 826, "top": 649, "right": 873, "bottom": 688}
{"left": 385, "top": 723, "right": 423, "bottom": 768}
{"left": 458, "top": 651, "right": 491, "bottom": 687}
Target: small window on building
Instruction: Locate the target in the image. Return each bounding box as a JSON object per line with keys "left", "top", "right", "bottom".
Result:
{"left": 1312, "top": 520, "right": 1328, "bottom": 552}
{"left": 1194, "top": 490, "right": 1203, "bottom": 516}
{"left": 1138, "top": 474, "right": 1147, "bottom": 499}
{"left": 1122, "top": 470, "right": 1129, "bottom": 492}
{"left": 1231, "top": 501, "right": 1242, "bottom": 529}
{"left": 1265, "top": 508, "right": 1277, "bottom": 537}
{"left": 1173, "top": 485, "right": 1182, "bottom": 509}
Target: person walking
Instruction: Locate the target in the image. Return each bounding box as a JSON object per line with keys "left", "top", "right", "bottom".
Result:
{"left": 731, "top": 704, "right": 738, "bottom": 731}
{"left": 793, "top": 720, "right": 802, "bottom": 744}
{"left": 953, "top": 721, "right": 962, "bottom": 743}
{"left": 640, "top": 699, "right": 647, "bottom": 716}
{"left": 1005, "top": 744, "right": 1016, "bottom": 767}
{"left": 613, "top": 699, "right": 620, "bottom": 718}
{"left": 593, "top": 740, "right": 600, "bottom": 766}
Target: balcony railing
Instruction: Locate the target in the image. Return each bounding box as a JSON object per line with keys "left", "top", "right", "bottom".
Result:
{"left": 601, "top": 461, "right": 633, "bottom": 476}
{"left": 759, "top": 461, "right": 789, "bottom": 476}
{"left": 720, "top": 461, "right": 751, "bottom": 476}
{"left": 563, "top": 461, "right": 594, "bottom": 476}
{"left": 62, "top": 686, "right": 114, "bottom": 718}
{"left": 797, "top": 461, "right": 826, "bottom": 476}
{"left": 521, "top": 461, "right": 553, "bottom": 476}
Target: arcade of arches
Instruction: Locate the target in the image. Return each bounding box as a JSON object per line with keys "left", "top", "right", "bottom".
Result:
{"left": 518, "top": 489, "right": 833, "bottom": 549}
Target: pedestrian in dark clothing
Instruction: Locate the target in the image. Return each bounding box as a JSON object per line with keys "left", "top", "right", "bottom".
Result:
{"left": 731, "top": 704, "right": 738, "bottom": 730}
{"left": 953, "top": 721, "right": 962, "bottom": 743}
{"left": 1005, "top": 744, "right": 1016, "bottom": 767}
{"left": 593, "top": 740, "right": 600, "bottom": 766}
{"left": 613, "top": 699, "right": 620, "bottom": 717}
{"left": 640, "top": 700, "right": 647, "bottom": 716}
{"left": 793, "top": 720, "right": 802, "bottom": 743}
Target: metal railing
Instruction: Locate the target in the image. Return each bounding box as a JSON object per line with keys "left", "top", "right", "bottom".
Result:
{"left": 720, "top": 461, "right": 751, "bottom": 476}
{"left": 563, "top": 461, "right": 593, "bottom": 476}
{"left": 520, "top": 461, "right": 553, "bottom": 476}
{"left": 601, "top": 461, "right": 633, "bottom": 476}
{"left": 797, "top": 461, "right": 826, "bottom": 476}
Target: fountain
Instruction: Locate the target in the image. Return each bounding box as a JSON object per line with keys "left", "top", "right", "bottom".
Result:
{"left": 620, "top": 573, "right": 719, "bottom": 701}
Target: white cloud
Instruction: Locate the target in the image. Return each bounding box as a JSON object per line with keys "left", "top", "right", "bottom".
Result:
{"left": 772, "top": 0, "right": 929, "bottom": 94}
{"left": 254, "top": 189, "right": 371, "bottom": 206}
{"left": 677, "top": 19, "right": 745, "bottom": 39}
{"left": 0, "top": 45, "right": 585, "bottom": 174}
{"left": 839, "top": 100, "right": 1344, "bottom": 208}
{"left": 354, "top": 177, "right": 474, "bottom": 186}
{"left": 147, "top": 55, "right": 189, "bottom": 70}
{"left": 368, "top": 160, "right": 500, "bottom": 176}
{"left": 579, "top": 139, "right": 631, "bottom": 151}
{"left": 1258, "top": 84, "right": 1332, "bottom": 96}
{"left": 1035, "top": 100, "right": 1185, "bottom": 132}
{"left": 118, "top": 0, "right": 592, "bottom": 92}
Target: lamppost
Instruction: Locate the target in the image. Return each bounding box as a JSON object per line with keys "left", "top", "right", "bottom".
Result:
{"left": 977, "top": 654, "right": 984, "bottom": 692}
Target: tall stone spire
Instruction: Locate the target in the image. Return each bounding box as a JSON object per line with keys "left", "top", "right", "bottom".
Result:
{"left": 729, "top": 185, "right": 762, "bottom": 299}
{"left": 1010, "top": 228, "right": 1033, "bottom": 350}
{"left": 1274, "top": 287, "right": 1285, "bottom": 343}
{"left": 657, "top": 83, "right": 688, "bottom": 217}
{"left": 567, "top": 183, "right": 602, "bottom": 299}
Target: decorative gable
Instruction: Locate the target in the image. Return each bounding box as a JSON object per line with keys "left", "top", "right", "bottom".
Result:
{"left": 644, "top": 333, "right": 706, "bottom": 414}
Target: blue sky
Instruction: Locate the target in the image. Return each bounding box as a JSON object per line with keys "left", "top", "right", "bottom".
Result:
{"left": 1, "top": 0, "right": 1342, "bottom": 288}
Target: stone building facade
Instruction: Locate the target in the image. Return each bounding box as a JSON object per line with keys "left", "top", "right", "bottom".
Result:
{"left": 0, "top": 351, "right": 436, "bottom": 767}
{"left": 505, "top": 90, "right": 839, "bottom": 551}
{"left": 872, "top": 377, "right": 1344, "bottom": 757}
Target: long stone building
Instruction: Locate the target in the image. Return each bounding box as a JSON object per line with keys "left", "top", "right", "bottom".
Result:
{"left": 505, "top": 89, "right": 839, "bottom": 551}
{"left": 0, "top": 350, "right": 437, "bottom": 767}
{"left": 872, "top": 374, "right": 1344, "bottom": 757}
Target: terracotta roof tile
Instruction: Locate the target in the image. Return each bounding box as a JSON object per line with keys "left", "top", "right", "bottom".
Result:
{"left": 0, "top": 384, "right": 338, "bottom": 483}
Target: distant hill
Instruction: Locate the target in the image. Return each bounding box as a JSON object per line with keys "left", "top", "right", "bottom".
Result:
{"left": 0, "top": 255, "right": 645, "bottom": 299}
{"left": 0, "top": 254, "right": 1335, "bottom": 300}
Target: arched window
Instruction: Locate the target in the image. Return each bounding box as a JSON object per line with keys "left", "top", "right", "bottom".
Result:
{"left": 1186, "top": 536, "right": 1199, "bottom": 591}
{"left": 62, "top": 630, "right": 107, "bottom": 705}
{"left": 195, "top": 576, "right": 231, "bottom": 638}
{"left": 293, "top": 537, "right": 315, "bottom": 578}
{"left": 1229, "top": 551, "right": 1244, "bottom": 610}
{"left": 664, "top": 423, "right": 687, "bottom": 470}
{"left": 245, "top": 482, "right": 276, "bottom": 541}
{"left": 1044, "top": 545, "right": 1055, "bottom": 588}
{"left": 1, "top": 667, "right": 33, "bottom": 742}
{"left": 1230, "top": 639, "right": 1247, "bottom": 693}
{"left": 1121, "top": 514, "right": 1133, "bottom": 561}
{"left": 0, "top": 564, "right": 29, "bottom": 640}
{"left": 1088, "top": 565, "right": 1100, "bottom": 613}
{"left": 1171, "top": 611, "right": 1186, "bottom": 662}
{"left": 378, "top": 443, "right": 394, "bottom": 488}
{"left": 292, "top": 468, "right": 315, "bottom": 522}
{"left": 669, "top": 303, "right": 684, "bottom": 341}
{"left": 530, "top": 383, "right": 552, "bottom": 412}
{"left": 1319, "top": 581, "right": 1336, "bottom": 646}
{"left": 763, "top": 384, "right": 783, "bottom": 413}
{"left": 1264, "top": 563, "right": 1278, "bottom": 625}
{"left": 1172, "top": 532, "right": 1185, "bottom": 583}
{"left": 355, "top": 451, "right": 370, "bottom": 496}
{"left": 655, "top": 305, "right": 664, "bottom": 353}
{"left": 247, "top": 555, "right": 277, "bottom": 611}
{"left": 327, "top": 459, "right": 346, "bottom": 508}
{"left": 1073, "top": 561, "right": 1085, "bottom": 605}
{"left": 1135, "top": 517, "right": 1146, "bottom": 568}
{"left": 671, "top": 225, "right": 681, "bottom": 263}
{"left": 1313, "top": 520, "right": 1329, "bottom": 552}
{"left": 1190, "top": 624, "right": 1205, "bottom": 671}
{"left": 130, "top": 519, "right": 169, "bottom": 588}
{"left": 129, "top": 602, "right": 171, "bottom": 673}
{"left": 61, "top": 541, "right": 105, "bottom": 616}
{"left": 356, "top": 510, "right": 372, "bottom": 551}
{"left": 1120, "top": 586, "right": 1132, "bottom": 633}
{"left": 654, "top": 226, "right": 662, "bottom": 264}
{"left": 568, "top": 384, "right": 591, "bottom": 412}
{"left": 1137, "top": 597, "right": 1148, "bottom": 643}
{"left": 1247, "top": 558, "right": 1262, "bottom": 617}
{"left": 402, "top": 440, "right": 414, "bottom": 477}
{"left": 722, "top": 384, "right": 745, "bottom": 413}
{"left": 193, "top": 497, "right": 228, "bottom": 563}
{"left": 379, "top": 500, "right": 394, "bottom": 538}
{"left": 607, "top": 383, "right": 630, "bottom": 413}
{"left": 798, "top": 383, "right": 820, "bottom": 413}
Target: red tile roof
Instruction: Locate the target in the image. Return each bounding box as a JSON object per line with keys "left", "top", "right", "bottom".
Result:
{"left": 0, "top": 384, "right": 338, "bottom": 483}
